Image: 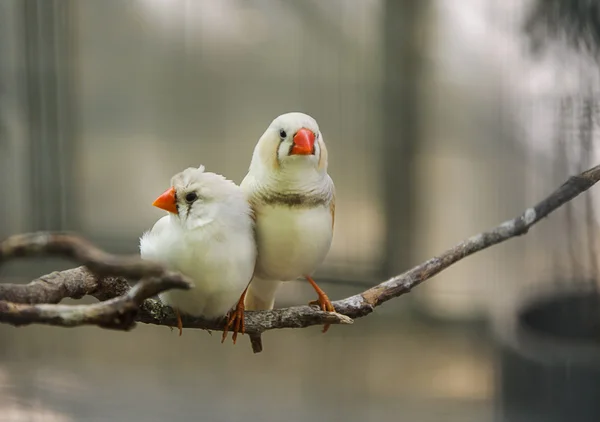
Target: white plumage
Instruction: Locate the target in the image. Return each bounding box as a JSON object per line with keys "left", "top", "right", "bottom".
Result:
{"left": 241, "top": 112, "right": 336, "bottom": 323}
{"left": 251, "top": 205, "right": 333, "bottom": 282}
{"left": 139, "top": 165, "right": 256, "bottom": 322}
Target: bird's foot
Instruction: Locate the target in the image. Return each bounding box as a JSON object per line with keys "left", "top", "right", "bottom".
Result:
{"left": 306, "top": 276, "right": 335, "bottom": 333}
{"left": 221, "top": 292, "right": 247, "bottom": 344}
{"left": 175, "top": 308, "right": 183, "bottom": 336}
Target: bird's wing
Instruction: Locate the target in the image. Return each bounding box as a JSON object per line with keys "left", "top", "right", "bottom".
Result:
{"left": 239, "top": 172, "right": 271, "bottom": 305}
{"left": 239, "top": 170, "right": 259, "bottom": 272}
{"left": 244, "top": 276, "right": 280, "bottom": 311}
{"left": 240, "top": 172, "right": 263, "bottom": 212}
{"left": 240, "top": 172, "right": 255, "bottom": 197}
{"left": 139, "top": 215, "right": 170, "bottom": 260}
{"left": 149, "top": 215, "right": 170, "bottom": 235}
{"left": 330, "top": 190, "right": 335, "bottom": 233}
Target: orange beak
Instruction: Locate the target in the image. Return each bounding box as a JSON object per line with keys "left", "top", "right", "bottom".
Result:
{"left": 290, "top": 128, "right": 315, "bottom": 155}
{"left": 152, "top": 187, "right": 178, "bottom": 214}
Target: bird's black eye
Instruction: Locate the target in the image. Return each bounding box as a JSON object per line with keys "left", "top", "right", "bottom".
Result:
{"left": 279, "top": 129, "right": 287, "bottom": 140}
{"left": 185, "top": 192, "right": 198, "bottom": 203}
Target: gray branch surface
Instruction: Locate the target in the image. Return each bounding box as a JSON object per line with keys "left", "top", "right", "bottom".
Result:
{"left": 1, "top": 165, "right": 599, "bottom": 352}
{"left": 0, "top": 236, "right": 192, "bottom": 330}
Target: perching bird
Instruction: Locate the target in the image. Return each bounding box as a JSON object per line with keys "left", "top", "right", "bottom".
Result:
{"left": 139, "top": 165, "right": 256, "bottom": 343}
{"left": 241, "top": 112, "right": 336, "bottom": 336}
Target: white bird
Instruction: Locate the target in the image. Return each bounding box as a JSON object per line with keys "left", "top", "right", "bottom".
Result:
{"left": 139, "top": 165, "right": 256, "bottom": 343}
{"left": 241, "top": 112, "right": 336, "bottom": 334}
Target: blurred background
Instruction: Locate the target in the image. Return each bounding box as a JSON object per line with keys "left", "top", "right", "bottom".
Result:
{"left": 1, "top": 0, "right": 600, "bottom": 421}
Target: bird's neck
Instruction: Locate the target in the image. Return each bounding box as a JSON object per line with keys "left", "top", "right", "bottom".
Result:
{"left": 253, "top": 167, "right": 332, "bottom": 199}
{"left": 169, "top": 210, "right": 250, "bottom": 240}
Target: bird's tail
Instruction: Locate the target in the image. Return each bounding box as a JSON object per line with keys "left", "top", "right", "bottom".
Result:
{"left": 244, "top": 278, "right": 281, "bottom": 353}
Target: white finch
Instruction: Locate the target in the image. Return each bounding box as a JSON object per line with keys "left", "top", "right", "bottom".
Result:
{"left": 241, "top": 112, "right": 336, "bottom": 334}
{"left": 139, "top": 165, "right": 256, "bottom": 343}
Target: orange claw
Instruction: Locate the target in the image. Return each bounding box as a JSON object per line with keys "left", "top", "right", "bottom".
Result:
{"left": 306, "top": 275, "right": 335, "bottom": 333}
{"left": 175, "top": 308, "right": 183, "bottom": 336}
{"left": 221, "top": 286, "right": 248, "bottom": 344}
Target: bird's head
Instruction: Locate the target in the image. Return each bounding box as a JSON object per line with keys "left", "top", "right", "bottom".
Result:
{"left": 152, "top": 165, "right": 248, "bottom": 230}
{"left": 249, "top": 112, "right": 329, "bottom": 180}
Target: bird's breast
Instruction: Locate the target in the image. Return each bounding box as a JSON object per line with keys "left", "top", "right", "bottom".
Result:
{"left": 254, "top": 204, "right": 333, "bottom": 281}
{"left": 142, "top": 224, "right": 256, "bottom": 318}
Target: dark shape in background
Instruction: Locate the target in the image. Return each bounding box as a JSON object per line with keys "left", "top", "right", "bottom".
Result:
{"left": 525, "top": 0, "right": 600, "bottom": 56}
{"left": 497, "top": 3, "right": 600, "bottom": 421}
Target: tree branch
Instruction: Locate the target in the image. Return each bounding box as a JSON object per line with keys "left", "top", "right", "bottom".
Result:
{"left": 0, "top": 232, "right": 170, "bottom": 279}
{"left": 1, "top": 165, "right": 599, "bottom": 352}
{"left": 0, "top": 274, "right": 189, "bottom": 330}
{"left": 0, "top": 237, "right": 192, "bottom": 330}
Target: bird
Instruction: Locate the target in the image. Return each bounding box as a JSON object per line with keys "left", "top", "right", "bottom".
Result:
{"left": 241, "top": 112, "right": 336, "bottom": 337}
{"left": 139, "top": 165, "right": 257, "bottom": 344}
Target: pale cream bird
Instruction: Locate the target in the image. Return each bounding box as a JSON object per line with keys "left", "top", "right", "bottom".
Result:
{"left": 241, "top": 112, "right": 336, "bottom": 333}
{"left": 139, "top": 165, "right": 256, "bottom": 343}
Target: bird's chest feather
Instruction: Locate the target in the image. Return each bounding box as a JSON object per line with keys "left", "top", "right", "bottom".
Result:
{"left": 254, "top": 205, "right": 333, "bottom": 280}
{"left": 168, "top": 233, "right": 249, "bottom": 292}
{"left": 148, "top": 229, "right": 254, "bottom": 317}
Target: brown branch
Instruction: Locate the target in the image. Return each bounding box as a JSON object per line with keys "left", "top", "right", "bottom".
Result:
{"left": 0, "top": 267, "right": 130, "bottom": 304}
{"left": 0, "top": 237, "right": 193, "bottom": 330}
{"left": 0, "top": 274, "right": 189, "bottom": 330}
{"left": 0, "top": 165, "right": 599, "bottom": 352}
{"left": 0, "top": 264, "right": 352, "bottom": 334}
{"left": 330, "top": 164, "right": 600, "bottom": 317}
{"left": 0, "top": 232, "right": 167, "bottom": 279}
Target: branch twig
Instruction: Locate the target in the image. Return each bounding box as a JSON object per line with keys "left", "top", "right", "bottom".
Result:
{"left": 0, "top": 236, "right": 192, "bottom": 330}
{"left": 0, "top": 232, "right": 168, "bottom": 279}
{"left": 1, "top": 165, "right": 599, "bottom": 351}
{"left": 0, "top": 274, "right": 189, "bottom": 330}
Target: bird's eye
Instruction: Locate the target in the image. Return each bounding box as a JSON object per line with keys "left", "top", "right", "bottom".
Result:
{"left": 279, "top": 129, "right": 287, "bottom": 140}
{"left": 185, "top": 192, "right": 198, "bottom": 203}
